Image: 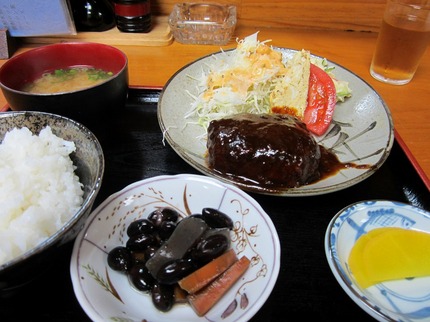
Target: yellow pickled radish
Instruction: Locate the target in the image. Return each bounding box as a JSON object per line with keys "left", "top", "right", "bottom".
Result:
{"left": 348, "top": 227, "right": 430, "bottom": 289}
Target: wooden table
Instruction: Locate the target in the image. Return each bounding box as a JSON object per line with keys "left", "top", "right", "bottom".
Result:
{"left": 1, "top": 26, "right": 429, "bottom": 188}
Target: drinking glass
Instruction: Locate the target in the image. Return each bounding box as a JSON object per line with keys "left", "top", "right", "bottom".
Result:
{"left": 370, "top": 0, "right": 430, "bottom": 85}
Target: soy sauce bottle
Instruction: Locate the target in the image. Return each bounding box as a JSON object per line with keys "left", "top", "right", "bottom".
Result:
{"left": 113, "top": 0, "right": 152, "bottom": 33}
{"left": 70, "top": 0, "right": 116, "bottom": 32}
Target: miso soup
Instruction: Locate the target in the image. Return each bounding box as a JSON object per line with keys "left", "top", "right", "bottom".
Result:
{"left": 22, "top": 67, "right": 114, "bottom": 94}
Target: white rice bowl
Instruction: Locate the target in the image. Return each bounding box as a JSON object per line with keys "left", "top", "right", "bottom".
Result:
{"left": 0, "top": 126, "right": 84, "bottom": 265}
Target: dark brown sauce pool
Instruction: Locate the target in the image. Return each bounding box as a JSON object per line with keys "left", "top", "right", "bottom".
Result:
{"left": 317, "top": 145, "right": 373, "bottom": 182}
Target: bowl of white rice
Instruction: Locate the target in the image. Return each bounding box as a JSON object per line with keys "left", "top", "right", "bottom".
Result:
{"left": 0, "top": 111, "right": 104, "bottom": 294}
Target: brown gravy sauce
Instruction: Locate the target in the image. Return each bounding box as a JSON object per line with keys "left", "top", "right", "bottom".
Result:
{"left": 317, "top": 145, "right": 373, "bottom": 182}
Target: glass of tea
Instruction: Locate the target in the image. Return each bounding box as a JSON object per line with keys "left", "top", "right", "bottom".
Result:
{"left": 370, "top": 0, "right": 430, "bottom": 85}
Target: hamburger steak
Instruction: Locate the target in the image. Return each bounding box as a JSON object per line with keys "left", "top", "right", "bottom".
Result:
{"left": 207, "top": 113, "right": 322, "bottom": 188}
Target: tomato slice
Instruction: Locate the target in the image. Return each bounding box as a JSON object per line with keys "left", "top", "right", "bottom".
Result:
{"left": 304, "top": 64, "right": 337, "bottom": 136}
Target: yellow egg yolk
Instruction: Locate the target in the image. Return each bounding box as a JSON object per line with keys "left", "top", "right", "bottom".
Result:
{"left": 348, "top": 227, "right": 430, "bottom": 289}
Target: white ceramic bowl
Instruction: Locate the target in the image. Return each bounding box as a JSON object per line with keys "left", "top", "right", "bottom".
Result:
{"left": 71, "top": 174, "right": 280, "bottom": 321}
{"left": 325, "top": 200, "right": 430, "bottom": 321}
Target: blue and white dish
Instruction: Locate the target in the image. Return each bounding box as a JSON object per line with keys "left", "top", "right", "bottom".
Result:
{"left": 71, "top": 174, "right": 281, "bottom": 322}
{"left": 325, "top": 200, "right": 430, "bottom": 321}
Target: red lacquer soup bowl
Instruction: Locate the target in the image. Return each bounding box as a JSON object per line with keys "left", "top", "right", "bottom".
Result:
{"left": 0, "top": 42, "right": 128, "bottom": 124}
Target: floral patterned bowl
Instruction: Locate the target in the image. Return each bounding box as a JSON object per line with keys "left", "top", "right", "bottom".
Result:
{"left": 70, "top": 174, "right": 280, "bottom": 321}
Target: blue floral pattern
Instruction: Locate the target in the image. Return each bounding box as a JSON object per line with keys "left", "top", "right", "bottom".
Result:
{"left": 326, "top": 200, "right": 430, "bottom": 321}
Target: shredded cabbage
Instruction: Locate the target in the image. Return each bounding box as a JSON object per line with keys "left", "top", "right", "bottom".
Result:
{"left": 186, "top": 32, "right": 352, "bottom": 132}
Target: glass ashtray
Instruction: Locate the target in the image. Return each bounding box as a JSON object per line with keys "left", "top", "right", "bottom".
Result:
{"left": 168, "top": 3, "right": 237, "bottom": 45}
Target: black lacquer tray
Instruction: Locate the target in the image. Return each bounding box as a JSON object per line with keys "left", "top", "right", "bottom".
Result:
{"left": 1, "top": 88, "right": 429, "bottom": 321}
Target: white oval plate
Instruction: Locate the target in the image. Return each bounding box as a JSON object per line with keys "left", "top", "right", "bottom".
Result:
{"left": 158, "top": 49, "right": 394, "bottom": 196}
{"left": 325, "top": 200, "right": 430, "bottom": 321}
{"left": 71, "top": 174, "right": 280, "bottom": 322}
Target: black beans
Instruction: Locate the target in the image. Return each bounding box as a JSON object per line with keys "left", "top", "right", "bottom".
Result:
{"left": 148, "top": 208, "right": 179, "bottom": 228}
{"left": 107, "top": 246, "right": 132, "bottom": 272}
{"left": 127, "top": 219, "right": 155, "bottom": 238}
{"left": 191, "top": 234, "right": 230, "bottom": 264}
{"left": 151, "top": 282, "right": 175, "bottom": 312}
{"left": 158, "top": 221, "right": 177, "bottom": 240}
{"left": 107, "top": 207, "right": 234, "bottom": 313}
{"left": 156, "top": 258, "right": 195, "bottom": 285}
{"left": 126, "top": 233, "right": 156, "bottom": 251}
{"left": 201, "top": 208, "right": 234, "bottom": 229}
{"left": 128, "top": 263, "right": 155, "bottom": 292}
